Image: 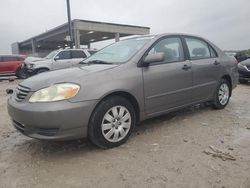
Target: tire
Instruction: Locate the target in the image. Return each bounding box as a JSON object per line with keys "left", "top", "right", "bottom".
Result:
{"left": 35, "top": 68, "right": 49, "bottom": 75}
{"left": 88, "top": 96, "right": 136, "bottom": 149}
{"left": 212, "top": 79, "right": 231, "bottom": 109}
{"left": 239, "top": 79, "right": 248, "bottom": 84}
{"left": 16, "top": 68, "right": 28, "bottom": 79}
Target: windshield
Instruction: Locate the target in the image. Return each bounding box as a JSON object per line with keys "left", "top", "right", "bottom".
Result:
{"left": 45, "top": 50, "right": 58, "bottom": 59}
{"left": 83, "top": 37, "right": 154, "bottom": 64}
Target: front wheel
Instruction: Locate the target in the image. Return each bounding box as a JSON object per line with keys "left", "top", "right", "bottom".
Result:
{"left": 88, "top": 96, "right": 136, "bottom": 149}
{"left": 16, "top": 68, "right": 28, "bottom": 79}
{"left": 35, "top": 68, "right": 49, "bottom": 75}
{"left": 212, "top": 79, "right": 231, "bottom": 109}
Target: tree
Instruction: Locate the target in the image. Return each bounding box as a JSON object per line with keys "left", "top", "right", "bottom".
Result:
{"left": 245, "top": 49, "right": 250, "bottom": 56}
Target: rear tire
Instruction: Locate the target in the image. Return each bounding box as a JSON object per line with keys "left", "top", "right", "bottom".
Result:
{"left": 88, "top": 96, "right": 136, "bottom": 149}
{"left": 212, "top": 79, "right": 231, "bottom": 109}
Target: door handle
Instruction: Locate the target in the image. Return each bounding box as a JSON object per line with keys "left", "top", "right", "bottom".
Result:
{"left": 182, "top": 64, "right": 191, "bottom": 70}
{"left": 214, "top": 60, "right": 220, "bottom": 65}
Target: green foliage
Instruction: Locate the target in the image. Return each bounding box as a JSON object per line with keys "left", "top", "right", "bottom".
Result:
{"left": 245, "top": 49, "right": 250, "bottom": 56}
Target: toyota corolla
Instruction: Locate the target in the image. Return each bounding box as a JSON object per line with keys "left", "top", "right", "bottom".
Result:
{"left": 7, "top": 34, "right": 238, "bottom": 148}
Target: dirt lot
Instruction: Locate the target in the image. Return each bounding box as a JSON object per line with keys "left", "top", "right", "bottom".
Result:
{"left": 0, "top": 79, "right": 250, "bottom": 188}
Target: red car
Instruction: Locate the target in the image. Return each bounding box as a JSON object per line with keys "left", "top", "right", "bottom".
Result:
{"left": 0, "top": 55, "right": 27, "bottom": 78}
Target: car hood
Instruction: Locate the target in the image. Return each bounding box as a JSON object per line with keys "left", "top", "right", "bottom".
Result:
{"left": 20, "top": 64, "right": 119, "bottom": 91}
{"left": 240, "top": 59, "right": 250, "bottom": 66}
{"left": 30, "top": 59, "right": 52, "bottom": 65}
{"left": 24, "top": 57, "right": 44, "bottom": 64}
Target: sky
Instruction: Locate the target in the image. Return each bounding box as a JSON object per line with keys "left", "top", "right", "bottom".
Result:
{"left": 0, "top": 0, "right": 249, "bottom": 54}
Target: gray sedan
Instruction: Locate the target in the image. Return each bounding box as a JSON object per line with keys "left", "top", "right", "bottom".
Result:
{"left": 7, "top": 34, "right": 238, "bottom": 148}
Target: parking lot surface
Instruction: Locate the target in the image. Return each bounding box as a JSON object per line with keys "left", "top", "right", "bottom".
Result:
{"left": 0, "top": 80, "right": 250, "bottom": 188}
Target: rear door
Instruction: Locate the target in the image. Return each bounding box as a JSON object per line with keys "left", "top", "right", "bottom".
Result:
{"left": 143, "top": 36, "right": 193, "bottom": 116}
{"left": 184, "top": 37, "right": 221, "bottom": 102}
{"left": 0, "top": 56, "right": 20, "bottom": 74}
{"left": 71, "top": 50, "right": 87, "bottom": 66}
{"left": 52, "top": 51, "right": 72, "bottom": 70}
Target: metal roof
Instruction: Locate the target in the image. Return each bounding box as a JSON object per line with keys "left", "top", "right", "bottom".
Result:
{"left": 18, "top": 19, "right": 150, "bottom": 49}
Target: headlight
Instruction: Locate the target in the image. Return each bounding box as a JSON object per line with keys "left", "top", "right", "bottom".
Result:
{"left": 238, "top": 63, "right": 246, "bottom": 70}
{"left": 29, "top": 83, "right": 80, "bottom": 103}
{"left": 27, "top": 63, "right": 34, "bottom": 69}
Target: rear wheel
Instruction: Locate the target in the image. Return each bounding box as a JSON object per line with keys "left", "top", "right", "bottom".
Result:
{"left": 212, "top": 79, "right": 231, "bottom": 109}
{"left": 88, "top": 96, "right": 136, "bottom": 149}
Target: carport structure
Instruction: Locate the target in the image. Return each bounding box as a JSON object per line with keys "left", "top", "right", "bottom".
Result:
{"left": 12, "top": 19, "right": 150, "bottom": 57}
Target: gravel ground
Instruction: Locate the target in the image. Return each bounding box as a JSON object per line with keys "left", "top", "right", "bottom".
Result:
{"left": 0, "top": 79, "right": 250, "bottom": 188}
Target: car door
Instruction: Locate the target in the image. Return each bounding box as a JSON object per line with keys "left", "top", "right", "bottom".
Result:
{"left": 71, "top": 50, "right": 87, "bottom": 66}
{"left": 143, "top": 37, "right": 193, "bottom": 116}
{"left": 0, "top": 56, "right": 5, "bottom": 74}
{"left": 184, "top": 37, "right": 221, "bottom": 102}
{"left": 52, "top": 51, "right": 72, "bottom": 70}
{"left": 0, "top": 56, "right": 18, "bottom": 74}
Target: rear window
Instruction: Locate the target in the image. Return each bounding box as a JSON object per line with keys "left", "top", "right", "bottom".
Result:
{"left": 72, "top": 50, "right": 87, "bottom": 58}
{"left": 57, "top": 51, "right": 71, "bottom": 60}
{"left": 185, "top": 37, "right": 217, "bottom": 60}
{"left": 17, "top": 56, "right": 25, "bottom": 61}
{"left": 88, "top": 50, "right": 97, "bottom": 55}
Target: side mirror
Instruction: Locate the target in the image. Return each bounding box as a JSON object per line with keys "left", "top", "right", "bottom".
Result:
{"left": 142, "top": 53, "right": 165, "bottom": 66}
{"left": 54, "top": 56, "right": 60, "bottom": 61}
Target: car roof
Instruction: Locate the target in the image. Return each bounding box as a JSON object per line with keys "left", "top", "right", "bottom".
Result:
{"left": 60, "top": 48, "right": 85, "bottom": 51}
{"left": 123, "top": 33, "right": 207, "bottom": 41}
{"left": 0, "top": 54, "right": 27, "bottom": 57}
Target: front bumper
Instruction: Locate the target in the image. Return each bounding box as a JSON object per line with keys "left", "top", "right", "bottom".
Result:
{"left": 238, "top": 69, "right": 250, "bottom": 81}
{"left": 23, "top": 67, "right": 35, "bottom": 75}
{"left": 7, "top": 96, "right": 98, "bottom": 141}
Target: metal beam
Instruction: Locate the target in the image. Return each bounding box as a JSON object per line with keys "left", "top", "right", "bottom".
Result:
{"left": 66, "top": 0, "right": 73, "bottom": 48}
{"left": 74, "top": 20, "right": 150, "bottom": 35}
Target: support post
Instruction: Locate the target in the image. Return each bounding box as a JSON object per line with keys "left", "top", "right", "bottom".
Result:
{"left": 87, "top": 43, "right": 91, "bottom": 49}
{"left": 74, "top": 29, "right": 81, "bottom": 49}
{"left": 11, "top": 42, "right": 20, "bottom": 54}
{"left": 31, "top": 39, "right": 37, "bottom": 56}
{"left": 66, "top": 0, "right": 73, "bottom": 48}
{"left": 115, "top": 33, "right": 120, "bottom": 42}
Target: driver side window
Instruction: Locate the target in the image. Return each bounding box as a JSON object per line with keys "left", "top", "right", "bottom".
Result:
{"left": 148, "top": 37, "right": 184, "bottom": 63}
{"left": 56, "top": 51, "right": 71, "bottom": 60}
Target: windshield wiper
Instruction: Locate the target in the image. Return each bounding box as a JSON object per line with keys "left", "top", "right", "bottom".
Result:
{"left": 81, "top": 60, "right": 113, "bottom": 65}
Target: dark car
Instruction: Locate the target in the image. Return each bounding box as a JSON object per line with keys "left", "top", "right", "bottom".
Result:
{"left": 238, "top": 59, "right": 250, "bottom": 83}
{"left": 225, "top": 51, "right": 247, "bottom": 63}
{"left": 0, "top": 55, "right": 27, "bottom": 78}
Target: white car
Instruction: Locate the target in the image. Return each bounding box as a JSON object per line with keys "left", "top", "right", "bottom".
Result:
{"left": 25, "top": 49, "right": 94, "bottom": 75}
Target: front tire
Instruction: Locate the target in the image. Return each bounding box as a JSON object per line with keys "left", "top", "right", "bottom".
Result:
{"left": 16, "top": 68, "right": 27, "bottom": 79}
{"left": 212, "top": 79, "right": 231, "bottom": 109}
{"left": 35, "top": 68, "right": 49, "bottom": 75}
{"left": 88, "top": 96, "right": 136, "bottom": 149}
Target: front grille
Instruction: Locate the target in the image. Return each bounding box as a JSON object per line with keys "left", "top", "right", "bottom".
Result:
{"left": 12, "top": 119, "right": 59, "bottom": 136}
{"left": 37, "top": 128, "right": 59, "bottom": 136}
{"left": 15, "top": 84, "right": 31, "bottom": 102}
{"left": 13, "top": 120, "right": 25, "bottom": 132}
